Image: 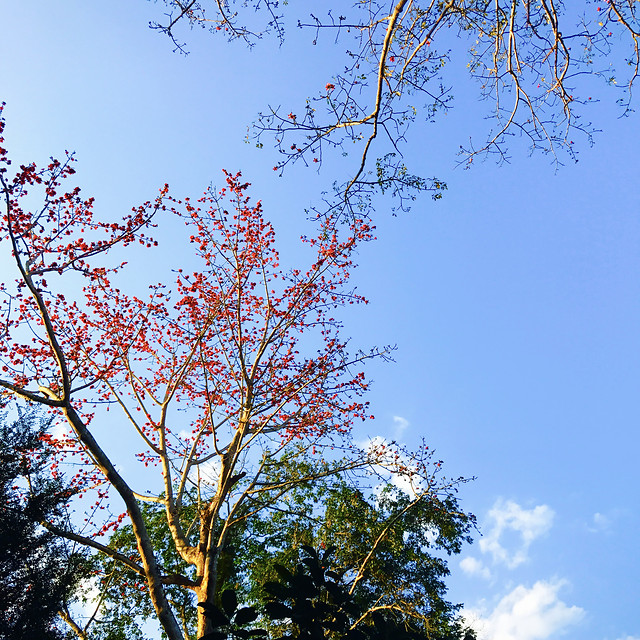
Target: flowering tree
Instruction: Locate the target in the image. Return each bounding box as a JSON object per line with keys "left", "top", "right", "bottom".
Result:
{"left": 0, "top": 108, "right": 458, "bottom": 639}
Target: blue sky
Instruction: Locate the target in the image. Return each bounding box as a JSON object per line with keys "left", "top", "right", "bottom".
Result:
{"left": 1, "top": 2, "right": 639, "bottom": 640}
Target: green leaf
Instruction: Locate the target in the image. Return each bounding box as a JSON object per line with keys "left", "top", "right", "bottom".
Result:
{"left": 290, "top": 597, "right": 314, "bottom": 623}
{"left": 234, "top": 606, "right": 259, "bottom": 626}
{"left": 301, "top": 556, "right": 325, "bottom": 585}
{"left": 220, "top": 588, "right": 238, "bottom": 617}
{"left": 290, "top": 571, "right": 317, "bottom": 597}
{"left": 321, "top": 545, "right": 337, "bottom": 563}
{"left": 299, "top": 544, "right": 317, "bottom": 559}
{"left": 199, "top": 632, "right": 228, "bottom": 640}
{"left": 265, "top": 601, "right": 293, "bottom": 620}
{"left": 198, "top": 602, "right": 230, "bottom": 628}
{"left": 324, "top": 581, "right": 347, "bottom": 604}
{"left": 273, "top": 563, "right": 294, "bottom": 584}
{"left": 263, "top": 580, "right": 292, "bottom": 599}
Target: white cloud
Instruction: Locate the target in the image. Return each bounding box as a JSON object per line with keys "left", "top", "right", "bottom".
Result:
{"left": 188, "top": 457, "right": 221, "bottom": 486}
{"left": 359, "top": 435, "right": 423, "bottom": 497}
{"left": 615, "top": 636, "right": 640, "bottom": 640}
{"left": 593, "top": 512, "right": 609, "bottom": 527}
{"left": 361, "top": 434, "right": 386, "bottom": 450}
{"left": 586, "top": 509, "right": 626, "bottom": 534}
{"left": 588, "top": 511, "right": 611, "bottom": 533}
{"left": 72, "top": 576, "right": 104, "bottom": 621}
{"left": 480, "top": 499, "right": 554, "bottom": 568}
{"left": 465, "top": 580, "right": 584, "bottom": 640}
{"left": 50, "top": 419, "right": 70, "bottom": 441}
{"left": 178, "top": 429, "right": 193, "bottom": 441}
{"left": 392, "top": 415, "right": 409, "bottom": 439}
{"left": 460, "top": 556, "right": 492, "bottom": 580}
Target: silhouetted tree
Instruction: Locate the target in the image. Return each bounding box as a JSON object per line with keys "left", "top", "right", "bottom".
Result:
{"left": 0, "top": 405, "right": 78, "bottom": 640}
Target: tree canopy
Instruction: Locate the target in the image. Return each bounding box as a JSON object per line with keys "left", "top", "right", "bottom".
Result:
{"left": 199, "top": 545, "right": 476, "bottom": 640}
{"left": 71, "top": 454, "right": 475, "bottom": 639}
{"left": 1, "top": 1, "right": 638, "bottom": 638}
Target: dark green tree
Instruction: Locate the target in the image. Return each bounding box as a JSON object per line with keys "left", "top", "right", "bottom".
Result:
{"left": 0, "top": 405, "right": 79, "bottom": 640}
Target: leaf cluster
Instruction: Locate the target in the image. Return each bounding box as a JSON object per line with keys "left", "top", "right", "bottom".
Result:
{"left": 198, "top": 589, "right": 265, "bottom": 640}
{"left": 70, "top": 449, "right": 474, "bottom": 639}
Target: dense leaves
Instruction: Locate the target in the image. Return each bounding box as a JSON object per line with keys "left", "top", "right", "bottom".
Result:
{"left": 199, "top": 546, "right": 477, "bottom": 640}
{"left": 77, "top": 452, "right": 474, "bottom": 639}
{"left": 0, "top": 406, "right": 78, "bottom": 640}
{"left": 232, "top": 456, "right": 475, "bottom": 638}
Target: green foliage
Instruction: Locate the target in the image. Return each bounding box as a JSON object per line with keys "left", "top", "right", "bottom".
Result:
{"left": 77, "top": 498, "right": 201, "bottom": 639}
{"left": 0, "top": 406, "right": 79, "bottom": 640}
{"left": 200, "top": 546, "right": 477, "bottom": 640}
{"left": 76, "top": 455, "right": 475, "bottom": 640}
{"left": 229, "top": 456, "right": 474, "bottom": 637}
{"left": 78, "top": 453, "right": 474, "bottom": 639}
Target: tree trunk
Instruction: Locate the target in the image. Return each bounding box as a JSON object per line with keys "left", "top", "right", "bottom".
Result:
{"left": 63, "top": 405, "right": 185, "bottom": 640}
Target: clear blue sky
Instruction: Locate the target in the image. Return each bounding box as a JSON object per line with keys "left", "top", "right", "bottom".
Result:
{"left": 1, "top": 2, "right": 638, "bottom": 640}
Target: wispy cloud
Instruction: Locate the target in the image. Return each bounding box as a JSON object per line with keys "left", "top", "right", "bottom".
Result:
{"left": 587, "top": 511, "right": 612, "bottom": 533}
{"left": 480, "top": 498, "right": 554, "bottom": 568}
{"left": 357, "top": 434, "right": 423, "bottom": 497}
{"left": 392, "top": 415, "right": 409, "bottom": 439}
{"left": 195, "top": 457, "right": 221, "bottom": 486}
{"left": 72, "top": 576, "right": 104, "bottom": 624}
{"left": 465, "top": 580, "right": 585, "bottom": 640}
{"left": 50, "top": 419, "right": 70, "bottom": 441}
{"left": 460, "top": 556, "right": 492, "bottom": 580}
{"left": 586, "top": 508, "right": 627, "bottom": 535}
